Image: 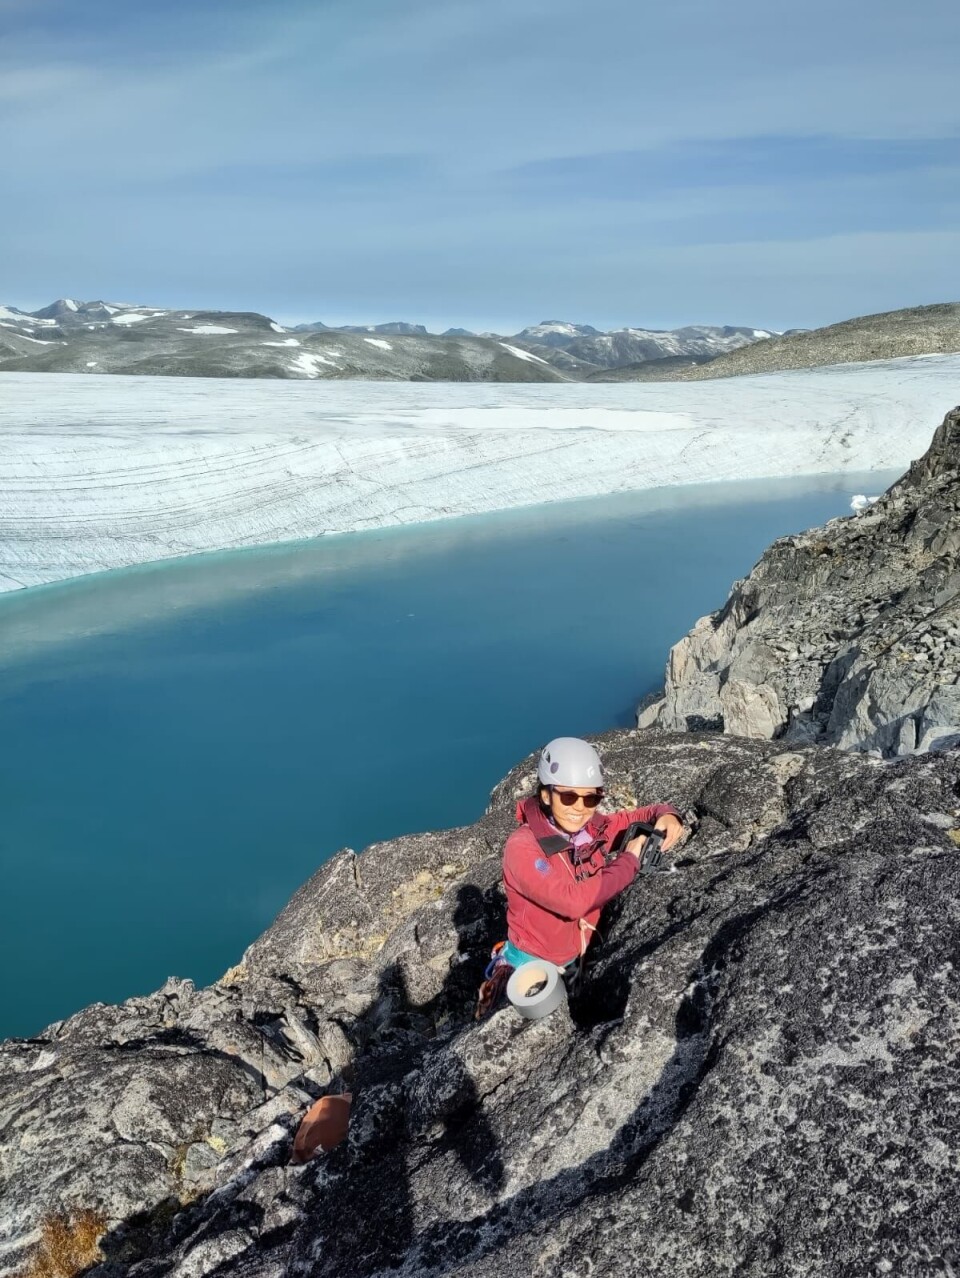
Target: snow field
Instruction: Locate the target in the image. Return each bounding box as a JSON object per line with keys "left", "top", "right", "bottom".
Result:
{"left": 0, "top": 354, "right": 957, "bottom": 592}
{"left": 176, "top": 325, "right": 239, "bottom": 335}
{"left": 499, "top": 343, "right": 550, "bottom": 364}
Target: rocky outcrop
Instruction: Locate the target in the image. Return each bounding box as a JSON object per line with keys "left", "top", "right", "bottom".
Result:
{"left": 641, "top": 406, "right": 960, "bottom": 756}
{"left": 3, "top": 731, "right": 960, "bottom": 1277}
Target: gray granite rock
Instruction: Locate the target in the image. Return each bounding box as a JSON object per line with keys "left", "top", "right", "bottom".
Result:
{"left": 642, "top": 405, "right": 960, "bottom": 756}
{"left": 3, "top": 732, "right": 960, "bottom": 1278}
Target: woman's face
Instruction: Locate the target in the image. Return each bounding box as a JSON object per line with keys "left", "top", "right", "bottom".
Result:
{"left": 540, "top": 785, "right": 602, "bottom": 835}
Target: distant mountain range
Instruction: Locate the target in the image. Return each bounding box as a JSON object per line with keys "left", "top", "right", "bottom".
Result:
{"left": 0, "top": 298, "right": 954, "bottom": 382}
{"left": 291, "top": 315, "right": 785, "bottom": 370}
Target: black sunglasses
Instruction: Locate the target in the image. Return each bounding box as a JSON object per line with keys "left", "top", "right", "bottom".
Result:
{"left": 552, "top": 788, "right": 603, "bottom": 809}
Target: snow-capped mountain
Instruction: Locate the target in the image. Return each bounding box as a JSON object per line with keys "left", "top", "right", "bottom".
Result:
{"left": 289, "top": 316, "right": 779, "bottom": 368}
{"left": 523, "top": 323, "right": 780, "bottom": 369}
{"left": 510, "top": 320, "right": 602, "bottom": 348}
{"left": 0, "top": 300, "right": 568, "bottom": 383}
{"left": 0, "top": 303, "right": 60, "bottom": 333}
{"left": 293, "top": 320, "right": 429, "bottom": 337}
{"left": 342, "top": 321, "right": 430, "bottom": 337}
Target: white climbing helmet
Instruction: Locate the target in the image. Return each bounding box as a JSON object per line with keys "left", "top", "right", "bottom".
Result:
{"left": 537, "top": 737, "right": 604, "bottom": 788}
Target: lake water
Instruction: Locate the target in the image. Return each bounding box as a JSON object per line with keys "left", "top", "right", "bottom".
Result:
{"left": 0, "top": 471, "right": 896, "bottom": 1038}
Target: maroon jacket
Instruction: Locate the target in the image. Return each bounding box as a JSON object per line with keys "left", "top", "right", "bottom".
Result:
{"left": 503, "top": 798, "right": 681, "bottom": 966}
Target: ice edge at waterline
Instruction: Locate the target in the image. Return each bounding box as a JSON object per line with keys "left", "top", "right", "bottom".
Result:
{"left": 0, "top": 353, "right": 956, "bottom": 592}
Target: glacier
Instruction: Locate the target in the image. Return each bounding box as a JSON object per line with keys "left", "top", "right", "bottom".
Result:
{"left": 0, "top": 354, "right": 957, "bottom": 593}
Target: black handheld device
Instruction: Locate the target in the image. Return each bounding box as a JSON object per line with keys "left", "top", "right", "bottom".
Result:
{"left": 617, "top": 820, "right": 668, "bottom": 875}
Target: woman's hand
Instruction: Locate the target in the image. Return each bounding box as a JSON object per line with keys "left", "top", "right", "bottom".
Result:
{"left": 655, "top": 813, "right": 684, "bottom": 850}
{"left": 625, "top": 813, "right": 684, "bottom": 859}
{"left": 624, "top": 834, "right": 646, "bottom": 858}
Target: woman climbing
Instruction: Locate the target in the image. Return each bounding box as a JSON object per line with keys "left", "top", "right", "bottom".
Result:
{"left": 477, "top": 737, "right": 683, "bottom": 1016}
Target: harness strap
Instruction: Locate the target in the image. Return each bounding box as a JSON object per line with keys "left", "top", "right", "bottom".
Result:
{"left": 475, "top": 961, "right": 513, "bottom": 1020}
{"left": 555, "top": 849, "right": 601, "bottom": 986}
{"left": 578, "top": 916, "right": 598, "bottom": 956}
{"left": 483, "top": 940, "right": 507, "bottom": 982}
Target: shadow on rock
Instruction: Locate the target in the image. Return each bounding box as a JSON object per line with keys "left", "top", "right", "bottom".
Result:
{"left": 90, "top": 883, "right": 506, "bottom": 1278}
{"left": 374, "top": 864, "right": 833, "bottom": 1277}
{"left": 307, "top": 885, "right": 506, "bottom": 1274}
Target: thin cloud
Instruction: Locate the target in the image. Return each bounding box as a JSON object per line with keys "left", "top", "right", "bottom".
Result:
{"left": 508, "top": 137, "right": 960, "bottom": 196}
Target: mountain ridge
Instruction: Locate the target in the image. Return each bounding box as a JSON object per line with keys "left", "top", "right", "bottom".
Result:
{"left": 0, "top": 299, "right": 780, "bottom": 381}
{"left": 1, "top": 299, "right": 957, "bottom": 382}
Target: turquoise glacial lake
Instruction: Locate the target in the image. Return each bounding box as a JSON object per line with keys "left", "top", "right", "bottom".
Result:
{"left": 0, "top": 472, "right": 897, "bottom": 1038}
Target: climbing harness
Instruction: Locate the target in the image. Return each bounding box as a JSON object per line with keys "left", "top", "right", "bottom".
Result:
{"left": 474, "top": 942, "right": 514, "bottom": 1019}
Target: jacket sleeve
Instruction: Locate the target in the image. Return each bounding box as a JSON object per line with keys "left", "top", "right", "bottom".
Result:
{"left": 503, "top": 827, "right": 639, "bottom": 921}
{"left": 604, "top": 805, "right": 682, "bottom": 839}
{"left": 634, "top": 803, "right": 682, "bottom": 825}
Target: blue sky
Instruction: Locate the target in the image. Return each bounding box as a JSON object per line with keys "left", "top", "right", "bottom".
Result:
{"left": 1, "top": 0, "right": 957, "bottom": 331}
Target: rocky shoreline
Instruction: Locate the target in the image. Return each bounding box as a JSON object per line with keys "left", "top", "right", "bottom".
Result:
{"left": 641, "top": 405, "right": 960, "bottom": 757}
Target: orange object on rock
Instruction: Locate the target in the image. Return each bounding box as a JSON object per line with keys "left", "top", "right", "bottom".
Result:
{"left": 291, "top": 1093, "right": 352, "bottom": 1164}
